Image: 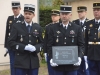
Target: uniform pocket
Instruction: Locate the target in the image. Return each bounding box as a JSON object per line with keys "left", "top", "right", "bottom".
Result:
{"left": 68, "top": 34, "right": 77, "bottom": 43}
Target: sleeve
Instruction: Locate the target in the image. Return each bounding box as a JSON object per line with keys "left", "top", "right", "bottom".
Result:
{"left": 34, "top": 26, "right": 43, "bottom": 53}
{"left": 7, "top": 24, "right": 26, "bottom": 52}
{"left": 47, "top": 26, "right": 54, "bottom": 59}
{"left": 4, "top": 16, "right": 10, "bottom": 48}
{"left": 77, "top": 26, "right": 85, "bottom": 57}
{"left": 84, "top": 24, "right": 88, "bottom": 56}
{"left": 43, "top": 26, "right": 48, "bottom": 53}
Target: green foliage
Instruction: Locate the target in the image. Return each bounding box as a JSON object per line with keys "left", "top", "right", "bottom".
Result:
{"left": 39, "top": 0, "right": 64, "bottom": 63}
{"left": 39, "top": 8, "right": 52, "bottom": 27}
{"left": 53, "top": 0, "right": 65, "bottom": 9}
{"left": 39, "top": 0, "right": 64, "bottom": 27}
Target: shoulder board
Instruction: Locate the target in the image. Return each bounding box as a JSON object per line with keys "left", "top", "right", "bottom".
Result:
{"left": 85, "top": 19, "right": 90, "bottom": 22}
{"left": 46, "top": 23, "right": 52, "bottom": 27}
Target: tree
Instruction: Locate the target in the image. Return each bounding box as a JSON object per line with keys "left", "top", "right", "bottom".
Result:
{"left": 53, "top": 0, "right": 64, "bottom": 9}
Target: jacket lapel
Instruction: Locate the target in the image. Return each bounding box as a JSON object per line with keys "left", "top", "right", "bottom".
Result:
{"left": 21, "top": 22, "right": 29, "bottom": 33}
{"left": 30, "top": 22, "right": 36, "bottom": 33}
{"left": 65, "top": 22, "right": 72, "bottom": 36}
{"left": 58, "top": 23, "right": 66, "bottom": 36}
{"left": 77, "top": 19, "right": 80, "bottom": 25}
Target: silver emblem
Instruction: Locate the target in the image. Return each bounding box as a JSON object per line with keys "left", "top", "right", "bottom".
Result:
{"left": 64, "top": 8, "right": 65, "bottom": 10}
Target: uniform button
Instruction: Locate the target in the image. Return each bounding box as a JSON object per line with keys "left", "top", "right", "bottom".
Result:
{"left": 9, "top": 26, "right": 10, "bottom": 29}
{"left": 95, "top": 33, "right": 96, "bottom": 35}
{"left": 17, "top": 53, "right": 19, "bottom": 55}
{"left": 57, "top": 36, "right": 59, "bottom": 37}
{"left": 95, "top": 28, "right": 97, "bottom": 29}
{"left": 9, "top": 33, "right": 10, "bottom": 36}
{"left": 94, "top": 38, "right": 96, "bottom": 40}
{"left": 29, "top": 40, "right": 31, "bottom": 42}
{"left": 65, "top": 37, "right": 66, "bottom": 39}
{"left": 36, "top": 36, "right": 37, "bottom": 37}
{"left": 29, "top": 35, "right": 31, "bottom": 37}
{"left": 64, "top": 42, "right": 66, "bottom": 44}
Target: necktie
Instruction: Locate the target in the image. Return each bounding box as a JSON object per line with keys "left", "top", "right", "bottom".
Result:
{"left": 95, "top": 21, "right": 98, "bottom": 24}
{"left": 27, "top": 25, "right": 31, "bottom": 33}
{"left": 14, "top": 18, "right": 17, "bottom": 20}
{"left": 80, "top": 22, "right": 83, "bottom": 26}
{"left": 95, "top": 21, "right": 99, "bottom": 28}
{"left": 64, "top": 26, "right": 66, "bottom": 29}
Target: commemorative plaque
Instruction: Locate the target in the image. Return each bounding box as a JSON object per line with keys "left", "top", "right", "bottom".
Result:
{"left": 52, "top": 46, "right": 78, "bottom": 65}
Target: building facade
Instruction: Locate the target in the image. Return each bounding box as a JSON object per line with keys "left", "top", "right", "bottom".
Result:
{"left": 0, "top": 0, "right": 39, "bottom": 70}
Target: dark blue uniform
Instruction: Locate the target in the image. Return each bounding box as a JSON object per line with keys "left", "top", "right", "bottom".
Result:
{"left": 44, "top": 23, "right": 55, "bottom": 75}
{"left": 85, "top": 19, "right": 100, "bottom": 75}
{"left": 47, "top": 22, "right": 84, "bottom": 75}
{"left": 8, "top": 21, "right": 43, "bottom": 75}
{"left": 4, "top": 14, "right": 24, "bottom": 75}
{"left": 73, "top": 19, "right": 90, "bottom": 75}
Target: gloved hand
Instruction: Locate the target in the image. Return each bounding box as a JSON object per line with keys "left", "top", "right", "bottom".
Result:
{"left": 24, "top": 44, "right": 36, "bottom": 52}
{"left": 84, "top": 56, "right": 88, "bottom": 69}
{"left": 74, "top": 57, "right": 81, "bottom": 66}
{"left": 84, "top": 56, "right": 87, "bottom": 62}
{"left": 44, "top": 53, "right": 47, "bottom": 62}
{"left": 50, "top": 59, "right": 58, "bottom": 67}
{"left": 6, "top": 48, "right": 8, "bottom": 52}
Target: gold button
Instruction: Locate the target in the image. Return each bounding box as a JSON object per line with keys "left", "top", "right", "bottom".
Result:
{"left": 64, "top": 42, "right": 66, "bottom": 44}
{"left": 94, "top": 38, "right": 96, "bottom": 40}
{"left": 29, "top": 35, "right": 31, "bottom": 37}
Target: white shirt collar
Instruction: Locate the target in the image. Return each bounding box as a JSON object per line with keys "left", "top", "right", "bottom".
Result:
{"left": 80, "top": 18, "right": 86, "bottom": 24}
{"left": 62, "top": 22, "right": 69, "bottom": 29}
{"left": 95, "top": 19, "right": 100, "bottom": 23}
{"left": 14, "top": 14, "right": 21, "bottom": 18}
{"left": 25, "top": 21, "right": 32, "bottom": 26}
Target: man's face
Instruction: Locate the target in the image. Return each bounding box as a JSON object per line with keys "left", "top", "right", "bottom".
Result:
{"left": 78, "top": 11, "right": 86, "bottom": 19}
{"left": 60, "top": 12, "right": 72, "bottom": 22}
{"left": 93, "top": 8, "right": 100, "bottom": 20}
{"left": 24, "top": 11, "right": 35, "bottom": 23}
{"left": 51, "top": 14, "right": 60, "bottom": 22}
{"left": 12, "top": 7, "right": 21, "bottom": 16}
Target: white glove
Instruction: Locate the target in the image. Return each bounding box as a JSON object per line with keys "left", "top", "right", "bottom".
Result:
{"left": 6, "top": 48, "right": 8, "bottom": 52}
{"left": 44, "top": 53, "right": 47, "bottom": 62}
{"left": 50, "top": 59, "right": 58, "bottom": 67}
{"left": 84, "top": 56, "right": 87, "bottom": 62}
{"left": 84, "top": 56, "right": 88, "bottom": 69}
{"left": 74, "top": 57, "right": 81, "bottom": 66}
{"left": 25, "top": 44, "right": 36, "bottom": 52}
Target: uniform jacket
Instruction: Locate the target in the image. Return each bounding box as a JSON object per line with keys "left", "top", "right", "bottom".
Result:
{"left": 4, "top": 14, "right": 24, "bottom": 49}
{"left": 85, "top": 19, "right": 100, "bottom": 60}
{"left": 8, "top": 21, "right": 43, "bottom": 69}
{"left": 47, "top": 22, "right": 84, "bottom": 71}
{"left": 43, "top": 22, "right": 58, "bottom": 54}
